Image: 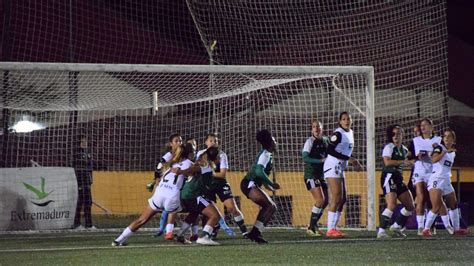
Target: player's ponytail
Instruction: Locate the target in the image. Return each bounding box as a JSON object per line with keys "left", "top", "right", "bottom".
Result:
{"left": 162, "top": 144, "right": 183, "bottom": 173}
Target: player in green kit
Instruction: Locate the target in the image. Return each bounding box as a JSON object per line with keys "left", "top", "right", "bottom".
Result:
{"left": 196, "top": 133, "right": 245, "bottom": 238}
{"left": 240, "top": 129, "right": 280, "bottom": 244}
{"left": 180, "top": 146, "right": 222, "bottom": 245}
{"left": 377, "top": 125, "right": 415, "bottom": 239}
{"left": 302, "top": 119, "right": 329, "bottom": 236}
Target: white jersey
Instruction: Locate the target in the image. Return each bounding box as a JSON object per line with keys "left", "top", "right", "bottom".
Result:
{"left": 196, "top": 148, "right": 229, "bottom": 170}
{"left": 155, "top": 159, "right": 193, "bottom": 196}
{"left": 302, "top": 137, "right": 315, "bottom": 154}
{"left": 431, "top": 144, "right": 455, "bottom": 179}
{"left": 411, "top": 135, "right": 442, "bottom": 184}
{"left": 327, "top": 127, "right": 354, "bottom": 161}
{"left": 162, "top": 151, "right": 173, "bottom": 162}
{"left": 413, "top": 135, "right": 442, "bottom": 162}
{"left": 156, "top": 151, "right": 173, "bottom": 172}
{"left": 412, "top": 135, "right": 442, "bottom": 172}
{"left": 324, "top": 128, "right": 353, "bottom": 179}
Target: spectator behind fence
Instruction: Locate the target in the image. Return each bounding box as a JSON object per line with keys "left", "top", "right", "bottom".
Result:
{"left": 73, "top": 136, "right": 95, "bottom": 230}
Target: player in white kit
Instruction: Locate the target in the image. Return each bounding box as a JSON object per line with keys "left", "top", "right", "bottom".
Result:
{"left": 324, "top": 112, "right": 362, "bottom": 238}
{"left": 423, "top": 129, "right": 468, "bottom": 236}
{"left": 150, "top": 134, "right": 183, "bottom": 239}
{"left": 411, "top": 118, "right": 441, "bottom": 235}
{"left": 112, "top": 143, "right": 196, "bottom": 246}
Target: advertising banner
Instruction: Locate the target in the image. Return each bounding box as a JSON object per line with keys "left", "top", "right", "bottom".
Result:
{"left": 0, "top": 167, "right": 78, "bottom": 231}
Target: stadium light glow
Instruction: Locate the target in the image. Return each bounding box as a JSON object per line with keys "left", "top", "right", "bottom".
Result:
{"left": 10, "top": 119, "right": 46, "bottom": 133}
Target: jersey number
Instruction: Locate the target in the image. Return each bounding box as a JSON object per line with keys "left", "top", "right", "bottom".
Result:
{"left": 162, "top": 170, "right": 179, "bottom": 185}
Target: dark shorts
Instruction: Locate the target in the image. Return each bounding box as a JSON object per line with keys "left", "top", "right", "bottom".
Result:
{"left": 77, "top": 185, "right": 92, "bottom": 205}
{"left": 380, "top": 171, "right": 408, "bottom": 196}
{"left": 305, "top": 178, "right": 328, "bottom": 191}
{"left": 240, "top": 178, "right": 258, "bottom": 199}
{"left": 207, "top": 180, "right": 234, "bottom": 202}
{"left": 182, "top": 196, "right": 212, "bottom": 214}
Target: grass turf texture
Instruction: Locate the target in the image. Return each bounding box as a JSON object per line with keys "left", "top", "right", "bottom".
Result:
{"left": 0, "top": 229, "right": 473, "bottom": 265}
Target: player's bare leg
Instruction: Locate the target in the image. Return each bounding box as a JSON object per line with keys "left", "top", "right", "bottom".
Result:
{"left": 389, "top": 190, "right": 414, "bottom": 237}
{"left": 326, "top": 178, "right": 345, "bottom": 237}
{"left": 414, "top": 182, "right": 427, "bottom": 235}
{"left": 223, "top": 197, "right": 247, "bottom": 234}
{"left": 307, "top": 186, "right": 327, "bottom": 236}
{"left": 113, "top": 205, "right": 156, "bottom": 246}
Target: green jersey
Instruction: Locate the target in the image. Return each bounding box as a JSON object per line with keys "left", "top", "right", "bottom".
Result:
{"left": 381, "top": 143, "right": 408, "bottom": 174}
{"left": 244, "top": 149, "right": 274, "bottom": 187}
{"left": 302, "top": 136, "right": 328, "bottom": 180}
{"left": 180, "top": 167, "right": 213, "bottom": 200}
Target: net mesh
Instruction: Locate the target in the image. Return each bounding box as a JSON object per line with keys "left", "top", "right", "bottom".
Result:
{"left": 1, "top": 66, "right": 371, "bottom": 229}
{"left": 1, "top": 0, "right": 448, "bottom": 231}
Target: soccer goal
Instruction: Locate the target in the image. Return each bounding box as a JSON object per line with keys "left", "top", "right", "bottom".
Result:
{"left": 0, "top": 62, "right": 375, "bottom": 231}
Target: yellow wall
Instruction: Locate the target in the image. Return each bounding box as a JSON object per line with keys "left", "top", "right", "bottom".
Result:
{"left": 91, "top": 167, "right": 474, "bottom": 227}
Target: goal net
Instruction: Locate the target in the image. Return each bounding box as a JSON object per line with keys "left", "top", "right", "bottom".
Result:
{"left": 0, "top": 1, "right": 449, "bottom": 232}
{"left": 0, "top": 63, "right": 375, "bottom": 231}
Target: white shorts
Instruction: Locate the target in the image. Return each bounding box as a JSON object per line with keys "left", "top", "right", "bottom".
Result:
{"left": 148, "top": 194, "right": 182, "bottom": 212}
{"left": 427, "top": 176, "right": 454, "bottom": 196}
{"left": 411, "top": 162, "right": 432, "bottom": 184}
{"left": 323, "top": 156, "right": 347, "bottom": 179}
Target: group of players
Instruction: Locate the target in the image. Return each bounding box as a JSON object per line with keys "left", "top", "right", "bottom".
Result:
{"left": 112, "top": 112, "right": 467, "bottom": 246}
{"left": 377, "top": 119, "right": 468, "bottom": 238}
{"left": 112, "top": 129, "right": 279, "bottom": 246}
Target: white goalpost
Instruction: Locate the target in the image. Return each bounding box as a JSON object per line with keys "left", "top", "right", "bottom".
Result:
{"left": 0, "top": 62, "right": 375, "bottom": 231}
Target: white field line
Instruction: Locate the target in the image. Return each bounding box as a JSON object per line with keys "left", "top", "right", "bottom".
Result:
{"left": 0, "top": 236, "right": 468, "bottom": 253}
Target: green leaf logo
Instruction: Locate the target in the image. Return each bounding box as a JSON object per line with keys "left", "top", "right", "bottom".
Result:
{"left": 23, "top": 176, "right": 54, "bottom": 201}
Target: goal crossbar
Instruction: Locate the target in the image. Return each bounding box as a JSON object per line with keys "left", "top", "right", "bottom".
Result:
{"left": 0, "top": 62, "right": 376, "bottom": 230}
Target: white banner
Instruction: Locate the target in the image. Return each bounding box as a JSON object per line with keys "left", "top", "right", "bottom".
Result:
{"left": 0, "top": 167, "right": 78, "bottom": 231}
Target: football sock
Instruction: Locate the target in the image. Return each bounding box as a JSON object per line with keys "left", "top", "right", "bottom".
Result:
{"left": 192, "top": 224, "right": 199, "bottom": 236}
{"left": 448, "top": 208, "right": 460, "bottom": 230}
{"left": 234, "top": 215, "right": 247, "bottom": 233}
{"left": 159, "top": 210, "right": 168, "bottom": 232}
{"left": 309, "top": 206, "right": 323, "bottom": 231}
{"left": 254, "top": 220, "right": 265, "bottom": 233}
{"left": 395, "top": 207, "right": 412, "bottom": 228}
{"left": 424, "top": 211, "right": 437, "bottom": 230}
{"left": 165, "top": 223, "right": 174, "bottom": 234}
{"left": 177, "top": 222, "right": 191, "bottom": 237}
{"left": 379, "top": 208, "right": 393, "bottom": 230}
{"left": 115, "top": 227, "right": 133, "bottom": 244}
{"left": 335, "top": 211, "right": 342, "bottom": 226}
{"left": 416, "top": 215, "right": 425, "bottom": 229}
{"left": 202, "top": 225, "right": 214, "bottom": 237}
{"left": 327, "top": 211, "right": 337, "bottom": 230}
{"left": 440, "top": 215, "right": 451, "bottom": 229}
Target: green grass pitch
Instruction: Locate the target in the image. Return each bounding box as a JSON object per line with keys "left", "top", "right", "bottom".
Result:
{"left": 0, "top": 228, "right": 473, "bottom": 265}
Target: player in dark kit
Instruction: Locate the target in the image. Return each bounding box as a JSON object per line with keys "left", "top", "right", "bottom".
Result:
{"left": 180, "top": 146, "right": 223, "bottom": 245}
{"left": 196, "top": 133, "right": 246, "bottom": 238}
{"left": 240, "top": 129, "right": 280, "bottom": 244}
{"left": 377, "top": 125, "right": 415, "bottom": 239}
{"left": 73, "top": 136, "right": 95, "bottom": 229}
